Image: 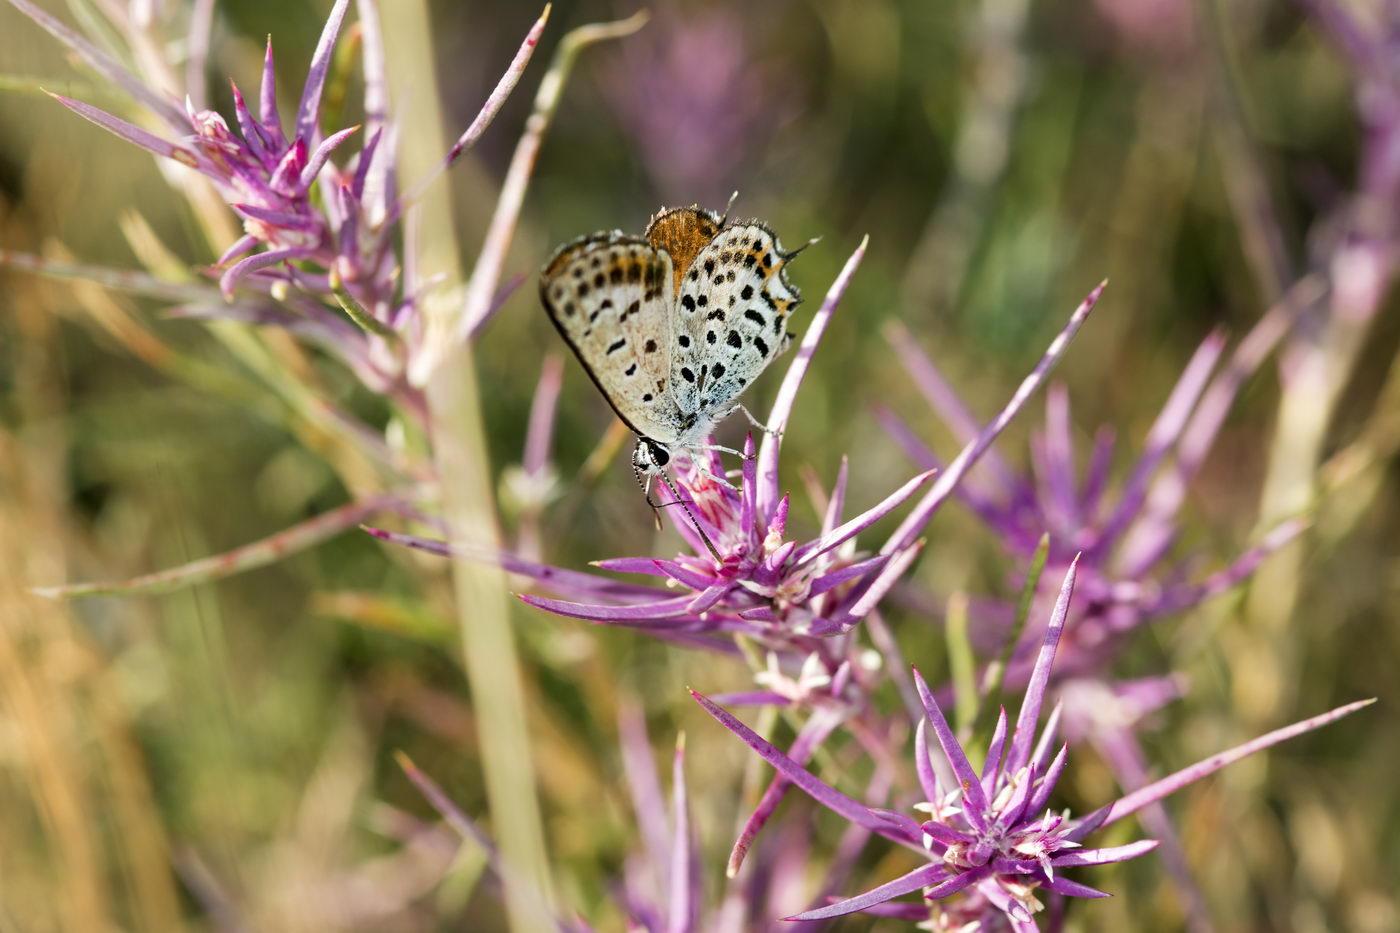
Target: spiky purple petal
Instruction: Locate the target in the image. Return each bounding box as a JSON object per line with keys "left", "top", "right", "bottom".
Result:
{"left": 692, "top": 691, "right": 920, "bottom": 846}
{"left": 294, "top": 0, "right": 351, "bottom": 142}
{"left": 784, "top": 863, "right": 957, "bottom": 922}
{"left": 46, "top": 93, "right": 197, "bottom": 166}
{"left": 756, "top": 235, "right": 869, "bottom": 515}
{"left": 1005, "top": 558, "right": 1078, "bottom": 776}
{"left": 913, "top": 668, "right": 991, "bottom": 832}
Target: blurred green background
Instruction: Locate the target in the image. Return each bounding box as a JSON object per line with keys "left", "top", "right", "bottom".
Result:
{"left": 1, "top": 0, "right": 1396, "bottom": 930}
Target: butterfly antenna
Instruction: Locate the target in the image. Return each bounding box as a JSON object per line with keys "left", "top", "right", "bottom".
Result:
{"left": 720, "top": 190, "right": 740, "bottom": 227}
{"left": 784, "top": 235, "right": 821, "bottom": 261}
{"left": 656, "top": 471, "right": 722, "bottom": 563}
{"left": 640, "top": 473, "right": 665, "bottom": 530}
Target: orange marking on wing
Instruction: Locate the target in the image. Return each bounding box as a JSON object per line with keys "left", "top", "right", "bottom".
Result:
{"left": 645, "top": 206, "right": 722, "bottom": 293}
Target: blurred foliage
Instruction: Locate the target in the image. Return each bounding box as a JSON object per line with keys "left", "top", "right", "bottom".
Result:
{"left": 0, "top": 0, "right": 1397, "bottom": 930}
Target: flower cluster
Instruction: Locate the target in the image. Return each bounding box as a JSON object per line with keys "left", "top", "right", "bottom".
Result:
{"left": 5, "top": 0, "right": 547, "bottom": 395}
{"left": 3, "top": 1, "right": 1378, "bottom": 930}
{"left": 374, "top": 261, "right": 1104, "bottom": 654}
{"left": 877, "top": 309, "right": 1316, "bottom": 686}
{"left": 694, "top": 559, "right": 1370, "bottom": 927}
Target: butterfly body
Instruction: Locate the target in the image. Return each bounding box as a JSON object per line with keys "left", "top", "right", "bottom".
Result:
{"left": 540, "top": 205, "right": 803, "bottom": 479}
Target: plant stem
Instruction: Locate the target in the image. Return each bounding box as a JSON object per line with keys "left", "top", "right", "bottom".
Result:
{"left": 382, "top": 4, "right": 556, "bottom": 930}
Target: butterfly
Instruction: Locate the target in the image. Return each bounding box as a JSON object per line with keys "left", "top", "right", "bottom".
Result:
{"left": 540, "top": 203, "right": 806, "bottom": 557}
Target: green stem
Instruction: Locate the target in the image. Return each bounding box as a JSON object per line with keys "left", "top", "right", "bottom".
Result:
{"left": 974, "top": 532, "right": 1049, "bottom": 742}
{"left": 385, "top": 6, "right": 647, "bottom": 931}
{"left": 946, "top": 592, "right": 977, "bottom": 739}
{"left": 329, "top": 268, "right": 399, "bottom": 340}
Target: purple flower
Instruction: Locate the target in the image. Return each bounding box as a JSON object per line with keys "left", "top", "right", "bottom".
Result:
{"left": 377, "top": 263, "right": 1105, "bottom": 653}
{"left": 367, "top": 259, "right": 1102, "bottom": 700}
{"left": 1302, "top": 0, "right": 1400, "bottom": 327}
{"left": 693, "top": 558, "right": 1373, "bottom": 927}
{"left": 878, "top": 296, "right": 1314, "bottom": 683}
{"left": 371, "top": 237, "right": 933, "bottom": 650}
{"left": 5, "top": 0, "right": 548, "bottom": 393}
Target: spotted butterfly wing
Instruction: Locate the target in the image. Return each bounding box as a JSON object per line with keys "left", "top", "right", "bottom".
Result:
{"left": 539, "top": 232, "right": 685, "bottom": 444}
{"left": 647, "top": 208, "right": 802, "bottom": 437}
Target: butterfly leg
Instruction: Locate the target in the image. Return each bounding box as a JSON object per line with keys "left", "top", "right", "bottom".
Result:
{"left": 699, "top": 467, "right": 741, "bottom": 492}
{"left": 635, "top": 462, "right": 667, "bottom": 531}
{"left": 722, "top": 405, "right": 783, "bottom": 444}
{"left": 691, "top": 443, "right": 746, "bottom": 458}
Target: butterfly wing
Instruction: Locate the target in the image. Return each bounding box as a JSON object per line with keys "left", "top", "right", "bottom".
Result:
{"left": 667, "top": 221, "right": 802, "bottom": 426}
{"left": 540, "top": 232, "right": 684, "bottom": 443}
{"left": 645, "top": 205, "right": 724, "bottom": 295}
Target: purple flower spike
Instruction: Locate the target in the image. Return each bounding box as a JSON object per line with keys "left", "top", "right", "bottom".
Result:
{"left": 7, "top": 0, "right": 560, "bottom": 416}
{"left": 695, "top": 569, "right": 1372, "bottom": 928}
{"left": 691, "top": 690, "right": 923, "bottom": 848}
{"left": 880, "top": 282, "right": 1319, "bottom": 689}
{"left": 6, "top": 0, "right": 188, "bottom": 129}
{"left": 1067, "top": 696, "right": 1376, "bottom": 840}
{"left": 881, "top": 281, "right": 1106, "bottom": 558}
{"left": 756, "top": 235, "right": 869, "bottom": 517}
{"left": 508, "top": 239, "right": 939, "bottom": 653}
{"left": 1005, "top": 557, "right": 1078, "bottom": 777}
{"left": 785, "top": 863, "right": 958, "bottom": 922}
{"left": 45, "top": 92, "right": 198, "bottom": 166}
{"left": 294, "top": 0, "right": 352, "bottom": 143}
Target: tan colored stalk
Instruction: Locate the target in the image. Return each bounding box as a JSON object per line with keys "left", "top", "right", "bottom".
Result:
{"left": 379, "top": 5, "right": 555, "bottom": 928}
{"left": 382, "top": 6, "right": 644, "bottom": 930}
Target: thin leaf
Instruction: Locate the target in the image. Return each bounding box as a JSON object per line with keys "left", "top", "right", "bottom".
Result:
{"left": 0, "top": 249, "right": 215, "bottom": 302}
{"left": 6, "top": 0, "right": 188, "bottom": 128}
{"left": 976, "top": 532, "right": 1050, "bottom": 741}
{"left": 945, "top": 592, "right": 977, "bottom": 734}
{"left": 32, "top": 497, "right": 397, "bottom": 598}
{"left": 330, "top": 267, "right": 397, "bottom": 338}
{"left": 408, "top": 4, "right": 552, "bottom": 198}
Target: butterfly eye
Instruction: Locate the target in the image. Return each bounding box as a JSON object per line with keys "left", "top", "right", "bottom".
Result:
{"left": 645, "top": 440, "right": 671, "bottom": 468}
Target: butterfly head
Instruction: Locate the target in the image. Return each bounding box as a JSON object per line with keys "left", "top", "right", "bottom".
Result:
{"left": 631, "top": 436, "right": 723, "bottom": 562}
{"left": 632, "top": 437, "right": 672, "bottom": 477}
